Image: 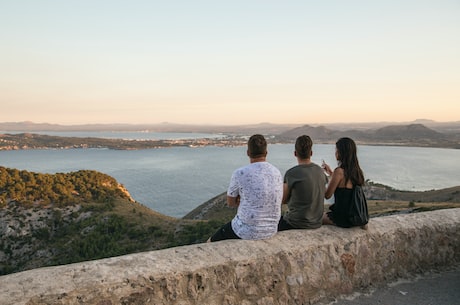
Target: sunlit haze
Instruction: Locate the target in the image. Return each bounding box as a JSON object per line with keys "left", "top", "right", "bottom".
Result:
{"left": 1, "top": 1, "right": 459, "bottom": 125}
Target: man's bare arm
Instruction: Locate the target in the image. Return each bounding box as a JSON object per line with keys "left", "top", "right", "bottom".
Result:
{"left": 227, "top": 195, "right": 240, "bottom": 207}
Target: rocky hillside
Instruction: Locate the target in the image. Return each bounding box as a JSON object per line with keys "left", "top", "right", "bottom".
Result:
{"left": 0, "top": 167, "right": 222, "bottom": 276}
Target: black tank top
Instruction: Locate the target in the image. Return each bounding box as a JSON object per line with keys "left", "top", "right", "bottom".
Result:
{"left": 331, "top": 187, "right": 353, "bottom": 227}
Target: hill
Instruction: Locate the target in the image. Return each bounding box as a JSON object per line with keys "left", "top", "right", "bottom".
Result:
{"left": 373, "top": 124, "right": 444, "bottom": 138}
{"left": 0, "top": 167, "right": 222, "bottom": 276}
{"left": 276, "top": 124, "right": 460, "bottom": 148}
{"left": 2, "top": 119, "right": 460, "bottom": 136}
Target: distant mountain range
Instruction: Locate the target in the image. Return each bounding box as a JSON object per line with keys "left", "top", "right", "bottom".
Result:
{"left": 0, "top": 121, "right": 299, "bottom": 134}
{"left": 275, "top": 123, "right": 460, "bottom": 148}
{"left": 1, "top": 119, "right": 459, "bottom": 134}
{"left": 1, "top": 120, "right": 459, "bottom": 149}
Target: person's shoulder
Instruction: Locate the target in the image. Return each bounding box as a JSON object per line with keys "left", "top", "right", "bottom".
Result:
{"left": 311, "top": 163, "right": 326, "bottom": 174}
{"left": 283, "top": 166, "right": 296, "bottom": 179}
{"left": 265, "top": 162, "right": 282, "bottom": 175}
{"left": 310, "top": 162, "right": 323, "bottom": 170}
{"left": 233, "top": 164, "right": 249, "bottom": 175}
{"left": 262, "top": 161, "right": 278, "bottom": 168}
{"left": 292, "top": 163, "right": 322, "bottom": 171}
{"left": 333, "top": 167, "right": 344, "bottom": 176}
{"left": 285, "top": 164, "right": 299, "bottom": 173}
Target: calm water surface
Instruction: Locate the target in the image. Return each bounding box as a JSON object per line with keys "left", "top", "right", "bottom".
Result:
{"left": 1, "top": 142, "right": 459, "bottom": 217}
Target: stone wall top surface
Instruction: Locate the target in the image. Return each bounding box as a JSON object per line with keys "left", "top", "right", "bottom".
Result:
{"left": 1, "top": 208, "right": 459, "bottom": 305}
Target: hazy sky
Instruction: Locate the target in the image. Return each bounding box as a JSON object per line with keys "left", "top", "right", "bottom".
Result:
{"left": 1, "top": 1, "right": 459, "bottom": 125}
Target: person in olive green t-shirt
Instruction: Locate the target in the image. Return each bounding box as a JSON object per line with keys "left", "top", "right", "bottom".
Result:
{"left": 278, "top": 135, "right": 328, "bottom": 230}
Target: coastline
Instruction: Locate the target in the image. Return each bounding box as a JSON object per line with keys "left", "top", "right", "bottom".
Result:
{"left": 1, "top": 133, "right": 459, "bottom": 150}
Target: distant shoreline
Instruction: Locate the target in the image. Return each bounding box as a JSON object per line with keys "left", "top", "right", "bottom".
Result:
{"left": 0, "top": 133, "right": 248, "bottom": 151}
{"left": 0, "top": 132, "right": 459, "bottom": 150}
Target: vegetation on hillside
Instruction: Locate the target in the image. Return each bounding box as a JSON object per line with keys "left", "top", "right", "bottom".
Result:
{"left": 0, "top": 167, "right": 223, "bottom": 276}
{"left": 0, "top": 167, "right": 132, "bottom": 207}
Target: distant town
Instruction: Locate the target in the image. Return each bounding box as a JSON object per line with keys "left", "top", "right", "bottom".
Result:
{"left": 0, "top": 133, "right": 251, "bottom": 151}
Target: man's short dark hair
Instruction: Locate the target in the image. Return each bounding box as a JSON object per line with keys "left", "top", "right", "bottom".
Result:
{"left": 295, "top": 135, "right": 312, "bottom": 159}
{"left": 248, "top": 134, "right": 267, "bottom": 158}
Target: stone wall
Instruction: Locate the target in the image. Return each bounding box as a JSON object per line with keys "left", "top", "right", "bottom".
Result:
{"left": 1, "top": 208, "right": 459, "bottom": 305}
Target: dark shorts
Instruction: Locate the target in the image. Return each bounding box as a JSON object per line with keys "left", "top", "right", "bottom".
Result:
{"left": 326, "top": 211, "right": 335, "bottom": 223}
{"left": 277, "top": 216, "right": 295, "bottom": 231}
{"left": 210, "top": 221, "right": 241, "bottom": 242}
{"left": 326, "top": 211, "right": 352, "bottom": 228}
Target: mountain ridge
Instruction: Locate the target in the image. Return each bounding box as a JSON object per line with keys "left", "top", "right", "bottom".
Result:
{"left": 1, "top": 120, "right": 460, "bottom": 134}
{"left": 276, "top": 123, "right": 459, "bottom": 148}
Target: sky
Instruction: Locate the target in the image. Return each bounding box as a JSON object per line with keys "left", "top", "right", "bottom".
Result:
{"left": 1, "top": 0, "right": 459, "bottom": 126}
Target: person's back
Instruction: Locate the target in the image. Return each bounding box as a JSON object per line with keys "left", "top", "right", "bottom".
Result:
{"left": 282, "top": 163, "right": 326, "bottom": 229}
{"left": 322, "top": 137, "right": 368, "bottom": 229}
{"left": 329, "top": 187, "right": 354, "bottom": 227}
{"left": 208, "top": 134, "right": 283, "bottom": 242}
{"left": 231, "top": 161, "right": 283, "bottom": 239}
{"left": 279, "top": 135, "right": 327, "bottom": 231}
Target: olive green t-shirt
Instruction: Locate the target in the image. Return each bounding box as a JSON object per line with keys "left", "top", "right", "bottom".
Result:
{"left": 283, "top": 163, "right": 327, "bottom": 229}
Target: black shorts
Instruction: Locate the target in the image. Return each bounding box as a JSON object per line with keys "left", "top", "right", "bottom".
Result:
{"left": 277, "top": 216, "right": 295, "bottom": 231}
{"left": 326, "top": 211, "right": 352, "bottom": 228}
{"left": 210, "top": 221, "right": 241, "bottom": 242}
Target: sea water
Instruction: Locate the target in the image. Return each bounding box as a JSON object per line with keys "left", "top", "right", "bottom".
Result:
{"left": 1, "top": 133, "right": 459, "bottom": 218}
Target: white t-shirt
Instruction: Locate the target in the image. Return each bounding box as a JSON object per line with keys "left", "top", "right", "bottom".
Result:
{"left": 228, "top": 161, "right": 283, "bottom": 240}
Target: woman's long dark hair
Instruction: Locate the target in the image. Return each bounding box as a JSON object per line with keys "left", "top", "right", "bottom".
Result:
{"left": 336, "top": 137, "right": 365, "bottom": 186}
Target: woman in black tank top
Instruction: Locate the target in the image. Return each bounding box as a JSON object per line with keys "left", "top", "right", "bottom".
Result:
{"left": 321, "top": 137, "right": 366, "bottom": 228}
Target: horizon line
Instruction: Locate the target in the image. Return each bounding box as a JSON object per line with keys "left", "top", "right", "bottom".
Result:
{"left": 1, "top": 118, "right": 459, "bottom": 127}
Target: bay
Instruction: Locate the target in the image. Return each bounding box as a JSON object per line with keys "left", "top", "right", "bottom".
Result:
{"left": 1, "top": 141, "right": 459, "bottom": 217}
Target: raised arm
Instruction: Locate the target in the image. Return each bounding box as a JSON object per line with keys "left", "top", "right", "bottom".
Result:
{"left": 325, "top": 167, "right": 343, "bottom": 199}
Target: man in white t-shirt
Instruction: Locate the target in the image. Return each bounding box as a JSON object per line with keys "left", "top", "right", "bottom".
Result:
{"left": 208, "top": 134, "right": 283, "bottom": 242}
